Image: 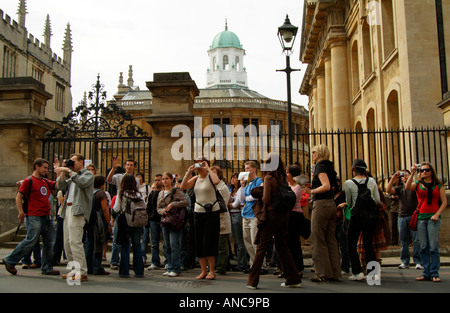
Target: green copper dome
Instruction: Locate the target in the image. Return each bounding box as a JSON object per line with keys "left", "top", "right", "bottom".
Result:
{"left": 210, "top": 23, "right": 243, "bottom": 50}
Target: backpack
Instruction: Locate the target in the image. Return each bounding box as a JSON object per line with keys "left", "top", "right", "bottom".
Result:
{"left": 87, "top": 189, "right": 103, "bottom": 227}
{"left": 21, "top": 176, "right": 33, "bottom": 214}
{"left": 272, "top": 181, "right": 297, "bottom": 212}
{"left": 124, "top": 195, "right": 148, "bottom": 227}
{"left": 351, "top": 178, "right": 378, "bottom": 220}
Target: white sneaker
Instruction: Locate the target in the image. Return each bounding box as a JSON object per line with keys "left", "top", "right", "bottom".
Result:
{"left": 147, "top": 264, "right": 158, "bottom": 270}
{"left": 281, "top": 282, "right": 302, "bottom": 288}
{"left": 246, "top": 285, "right": 257, "bottom": 290}
{"left": 415, "top": 264, "right": 424, "bottom": 270}
{"left": 348, "top": 272, "right": 365, "bottom": 281}
{"left": 398, "top": 263, "right": 409, "bottom": 269}
{"left": 168, "top": 272, "right": 179, "bottom": 277}
{"left": 162, "top": 271, "right": 170, "bottom": 276}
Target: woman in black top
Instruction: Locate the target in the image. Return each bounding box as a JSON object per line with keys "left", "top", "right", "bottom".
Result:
{"left": 306, "top": 144, "right": 341, "bottom": 282}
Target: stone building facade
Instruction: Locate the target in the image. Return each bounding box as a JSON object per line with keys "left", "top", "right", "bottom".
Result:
{"left": 0, "top": 1, "right": 73, "bottom": 121}
{"left": 299, "top": 0, "right": 449, "bottom": 132}
{"left": 0, "top": 1, "right": 73, "bottom": 232}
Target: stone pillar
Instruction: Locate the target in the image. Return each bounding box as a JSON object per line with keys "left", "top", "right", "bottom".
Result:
{"left": 0, "top": 77, "right": 52, "bottom": 232}
{"left": 146, "top": 72, "right": 199, "bottom": 178}
{"left": 324, "top": 56, "right": 333, "bottom": 129}
{"left": 330, "top": 41, "right": 351, "bottom": 130}
{"left": 330, "top": 41, "right": 351, "bottom": 177}
{"left": 316, "top": 71, "right": 326, "bottom": 131}
{"left": 311, "top": 83, "right": 318, "bottom": 132}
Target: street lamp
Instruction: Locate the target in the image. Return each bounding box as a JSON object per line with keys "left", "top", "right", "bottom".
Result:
{"left": 277, "top": 14, "right": 300, "bottom": 166}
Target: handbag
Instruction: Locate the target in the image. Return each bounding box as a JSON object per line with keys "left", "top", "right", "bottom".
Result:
{"left": 160, "top": 207, "right": 186, "bottom": 231}
{"left": 160, "top": 188, "right": 186, "bottom": 231}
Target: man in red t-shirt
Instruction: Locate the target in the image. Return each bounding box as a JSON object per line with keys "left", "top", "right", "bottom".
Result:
{"left": 4, "top": 158, "right": 60, "bottom": 276}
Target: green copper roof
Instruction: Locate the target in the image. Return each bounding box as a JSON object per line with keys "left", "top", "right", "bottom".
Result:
{"left": 210, "top": 23, "right": 243, "bottom": 50}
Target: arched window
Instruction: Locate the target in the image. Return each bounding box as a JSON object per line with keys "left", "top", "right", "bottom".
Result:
{"left": 362, "top": 18, "right": 373, "bottom": 78}
{"left": 223, "top": 55, "right": 229, "bottom": 70}
{"left": 387, "top": 90, "right": 401, "bottom": 169}
{"left": 366, "top": 108, "right": 376, "bottom": 172}
{"left": 235, "top": 56, "right": 240, "bottom": 71}
{"left": 213, "top": 57, "right": 217, "bottom": 72}
{"left": 382, "top": 0, "right": 395, "bottom": 59}
{"left": 387, "top": 90, "right": 400, "bottom": 129}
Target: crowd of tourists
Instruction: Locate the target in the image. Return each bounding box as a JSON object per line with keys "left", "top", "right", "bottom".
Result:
{"left": 2, "top": 145, "right": 447, "bottom": 288}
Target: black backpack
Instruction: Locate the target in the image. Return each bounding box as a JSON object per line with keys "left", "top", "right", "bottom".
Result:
{"left": 272, "top": 182, "right": 297, "bottom": 212}
{"left": 351, "top": 178, "right": 378, "bottom": 220}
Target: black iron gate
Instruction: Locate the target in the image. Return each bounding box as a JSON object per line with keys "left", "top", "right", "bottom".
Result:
{"left": 41, "top": 75, "right": 151, "bottom": 184}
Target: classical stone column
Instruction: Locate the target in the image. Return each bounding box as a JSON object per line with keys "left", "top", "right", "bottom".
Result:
{"left": 316, "top": 71, "right": 326, "bottom": 131}
{"left": 311, "top": 83, "right": 318, "bottom": 132}
{"left": 146, "top": 72, "right": 199, "bottom": 177}
{"left": 330, "top": 41, "right": 351, "bottom": 130}
{"left": 324, "top": 56, "right": 333, "bottom": 129}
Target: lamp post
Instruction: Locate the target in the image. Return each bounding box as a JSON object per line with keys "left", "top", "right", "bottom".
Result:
{"left": 277, "top": 14, "right": 300, "bottom": 166}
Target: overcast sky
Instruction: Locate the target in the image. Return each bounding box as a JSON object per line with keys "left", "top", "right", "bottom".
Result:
{"left": 2, "top": 0, "right": 309, "bottom": 109}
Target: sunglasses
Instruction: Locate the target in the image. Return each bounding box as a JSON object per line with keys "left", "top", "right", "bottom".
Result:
{"left": 420, "top": 168, "right": 431, "bottom": 173}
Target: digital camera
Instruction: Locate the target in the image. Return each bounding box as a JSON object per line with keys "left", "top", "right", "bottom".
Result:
{"left": 195, "top": 163, "right": 203, "bottom": 168}
{"left": 66, "top": 159, "right": 75, "bottom": 169}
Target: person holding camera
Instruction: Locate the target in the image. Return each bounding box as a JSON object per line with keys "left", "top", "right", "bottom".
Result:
{"left": 406, "top": 162, "right": 447, "bottom": 282}
{"left": 55, "top": 153, "right": 94, "bottom": 282}
{"left": 180, "top": 156, "right": 221, "bottom": 280}
{"left": 386, "top": 169, "right": 422, "bottom": 270}
{"left": 4, "top": 158, "right": 60, "bottom": 276}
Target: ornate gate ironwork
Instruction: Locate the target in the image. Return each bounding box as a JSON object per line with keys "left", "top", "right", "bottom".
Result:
{"left": 41, "top": 75, "right": 151, "bottom": 184}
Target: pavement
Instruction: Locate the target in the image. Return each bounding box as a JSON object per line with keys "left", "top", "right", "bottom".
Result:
{"left": 1, "top": 245, "right": 450, "bottom": 295}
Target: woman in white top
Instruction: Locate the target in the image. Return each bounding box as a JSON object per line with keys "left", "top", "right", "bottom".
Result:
{"left": 180, "top": 156, "right": 221, "bottom": 280}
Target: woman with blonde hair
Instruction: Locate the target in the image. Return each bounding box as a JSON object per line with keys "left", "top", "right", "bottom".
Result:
{"left": 306, "top": 144, "right": 341, "bottom": 282}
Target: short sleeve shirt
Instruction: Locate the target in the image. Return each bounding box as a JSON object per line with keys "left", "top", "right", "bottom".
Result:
{"left": 394, "top": 185, "right": 418, "bottom": 217}
{"left": 94, "top": 189, "right": 107, "bottom": 212}
{"left": 19, "top": 176, "right": 56, "bottom": 216}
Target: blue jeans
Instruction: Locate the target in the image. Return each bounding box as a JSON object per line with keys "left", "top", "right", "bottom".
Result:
{"left": 398, "top": 216, "right": 422, "bottom": 265}
{"left": 417, "top": 218, "right": 441, "bottom": 278}
{"left": 141, "top": 225, "right": 150, "bottom": 261}
{"left": 230, "top": 212, "right": 248, "bottom": 270}
{"left": 119, "top": 226, "right": 144, "bottom": 277}
{"left": 22, "top": 241, "right": 41, "bottom": 266}
{"left": 162, "top": 226, "right": 182, "bottom": 274}
{"left": 110, "top": 221, "right": 120, "bottom": 266}
{"left": 149, "top": 220, "right": 164, "bottom": 266}
{"left": 179, "top": 224, "right": 190, "bottom": 269}
{"left": 5, "top": 215, "right": 55, "bottom": 274}
{"left": 84, "top": 224, "right": 107, "bottom": 275}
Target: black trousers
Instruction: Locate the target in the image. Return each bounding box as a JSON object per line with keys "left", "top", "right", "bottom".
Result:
{"left": 347, "top": 216, "right": 377, "bottom": 275}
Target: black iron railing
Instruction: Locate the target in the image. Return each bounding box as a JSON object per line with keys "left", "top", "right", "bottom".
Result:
{"left": 195, "top": 126, "right": 450, "bottom": 190}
